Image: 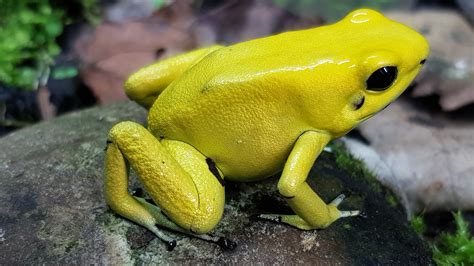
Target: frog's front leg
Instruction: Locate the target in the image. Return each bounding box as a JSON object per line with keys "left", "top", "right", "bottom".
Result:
{"left": 104, "top": 121, "right": 232, "bottom": 250}
{"left": 259, "top": 131, "right": 360, "bottom": 230}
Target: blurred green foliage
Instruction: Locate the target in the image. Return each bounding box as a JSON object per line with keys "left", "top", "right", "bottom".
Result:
{"left": 52, "top": 66, "right": 78, "bottom": 80}
{"left": 0, "top": 0, "right": 63, "bottom": 90}
{"left": 151, "top": 0, "right": 167, "bottom": 9}
{"left": 0, "top": 0, "right": 99, "bottom": 90}
{"left": 79, "top": 0, "right": 101, "bottom": 25}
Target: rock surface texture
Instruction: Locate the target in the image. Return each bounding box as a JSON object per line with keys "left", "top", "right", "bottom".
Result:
{"left": 349, "top": 100, "right": 474, "bottom": 213}
{"left": 0, "top": 102, "right": 432, "bottom": 264}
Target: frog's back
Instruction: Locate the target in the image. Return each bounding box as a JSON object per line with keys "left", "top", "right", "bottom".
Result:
{"left": 147, "top": 9, "right": 427, "bottom": 180}
{"left": 148, "top": 26, "right": 341, "bottom": 132}
{"left": 147, "top": 34, "right": 318, "bottom": 180}
{"left": 147, "top": 45, "right": 309, "bottom": 180}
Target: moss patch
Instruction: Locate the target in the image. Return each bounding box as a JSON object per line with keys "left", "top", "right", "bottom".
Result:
{"left": 433, "top": 211, "right": 474, "bottom": 265}
{"left": 412, "top": 212, "right": 474, "bottom": 265}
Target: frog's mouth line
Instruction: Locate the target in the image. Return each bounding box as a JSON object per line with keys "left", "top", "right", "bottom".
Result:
{"left": 359, "top": 113, "right": 375, "bottom": 122}
{"left": 358, "top": 102, "right": 391, "bottom": 122}
{"left": 377, "top": 101, "right": 393, "bottom": 110}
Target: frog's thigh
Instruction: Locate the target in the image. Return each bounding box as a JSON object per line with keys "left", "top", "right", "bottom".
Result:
{"left": 107, "top": 121, "right": 224, "bottom": 234}
{"left": 105, "top": 140, "right": 159, "bottom": 232}
{"left": 160, "top": 139, "right": 225, "bottom": 234}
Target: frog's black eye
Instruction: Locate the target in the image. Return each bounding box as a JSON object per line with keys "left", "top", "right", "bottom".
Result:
{"left": 366, "top": 66, "right": 397, "bottom": 91}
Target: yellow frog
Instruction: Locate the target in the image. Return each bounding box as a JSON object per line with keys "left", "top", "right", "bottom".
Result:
{"left": 104, "top": 9, "right": 429, "bottom": 250}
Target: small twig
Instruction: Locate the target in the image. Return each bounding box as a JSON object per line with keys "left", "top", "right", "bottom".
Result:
{"left": 37, "top": 86, "right": 57, "bottom": 120}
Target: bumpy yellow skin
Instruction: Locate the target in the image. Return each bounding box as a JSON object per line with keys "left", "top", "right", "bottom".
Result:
{"left": 104, "top": 9, "right": 429, "bottom": 240}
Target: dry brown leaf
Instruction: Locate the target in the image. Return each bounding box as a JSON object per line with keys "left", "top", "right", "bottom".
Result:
{"left": 387, "top": 10, "right": 474, "bottom": 111}
{"left": 75, "top": 18, "right": 194, "bottom": 104}
{"left": 80, "top": 66, "right": 125, "bottom": 104}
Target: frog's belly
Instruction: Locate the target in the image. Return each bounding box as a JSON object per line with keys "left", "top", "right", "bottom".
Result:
{"left": 149, "top": 104, "right": 306, "bottom": 181}
{"left": 176, "top": 124, "right": 302, "bottom": 182}
{"left": 197, "top": 124, "right": 302, "bottom": 181}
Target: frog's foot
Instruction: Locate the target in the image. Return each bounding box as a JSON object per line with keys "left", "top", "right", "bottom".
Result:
{"left": 255, "top": 214, "right": 315, "bottom": 230}
{"left": 147, "top": 223, "right": 177, "bottom": 251}
{"left": 191, "top": 233, "right": 237, "bottom": 251}
{"left": 329, "top": 193, "right": 360, "bottom": 218}
{"left": 256, "top": 193, "right": 360, "bottom": 230}
{"left": 135, "top": 197, "right": 236, "bottom": 250}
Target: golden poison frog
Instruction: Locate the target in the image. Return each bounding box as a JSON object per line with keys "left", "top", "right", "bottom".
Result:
{"left": 104, "top": 9, "right": 429, "bottom": 250}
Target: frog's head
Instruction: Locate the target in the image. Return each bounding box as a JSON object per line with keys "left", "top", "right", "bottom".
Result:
{"left": 302, "top": 9, "right": 429, "bottom": 137}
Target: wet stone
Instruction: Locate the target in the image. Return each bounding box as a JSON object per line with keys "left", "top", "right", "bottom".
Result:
{"left": 0, "top": 102, "right": 432, "bottom": 264}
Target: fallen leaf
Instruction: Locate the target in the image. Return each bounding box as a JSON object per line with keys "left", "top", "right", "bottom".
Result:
{"left": 387, "top": 10, "right": 474, "bottom": 111}
{"left": 75, "top": 18, "right": 194, "bottom": 104}
{"left": 346, "top": 100, "right": 474, "bottom": 214}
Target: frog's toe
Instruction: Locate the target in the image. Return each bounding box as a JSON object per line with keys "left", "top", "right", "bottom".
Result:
{"left": 132, "top": 188, "right": 144, "bottom": 197}
{"left": 146, "top": 224, "right": 178, "bottom": 250}
{"left": 188, "top": 232, "right": 237, "bottom": 251}
{"left": 329, "top": 193, "right": 346, "bottom": 207}
{"left": 165, "top": 239, "right": 177, "bottom": 251}
{"left": 329, "top": 193, "right": 361, "bottom": 218}
{"left": 323, "top": 146, "right": 333, "bottom": 153}
{"left": 339, "top": 210, "right": 360, "bottom": 217}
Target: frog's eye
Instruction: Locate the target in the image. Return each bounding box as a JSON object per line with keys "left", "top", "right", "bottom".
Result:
{"left": 366, "top": 66, "right": 397, "bottom": 91}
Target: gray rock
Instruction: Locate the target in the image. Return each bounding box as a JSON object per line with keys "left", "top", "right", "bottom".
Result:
{"left": 353, "top": 100, "right": 474, "bottom": 213}
{"left": 0, "top": 102, "right": 432, "bottom": 264}
{"left": 457, "top": 0, "right": 474, "bottom": 25}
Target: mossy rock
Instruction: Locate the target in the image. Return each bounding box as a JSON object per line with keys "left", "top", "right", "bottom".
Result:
{"left": 0, "top": 102, "right": 432, "bottom": 264}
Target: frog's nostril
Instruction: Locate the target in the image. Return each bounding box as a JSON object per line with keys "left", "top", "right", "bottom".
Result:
{"left": 353, "top": 96, "right": 365, "bottom": 110}
{"left": 420, "top": 59, "right": 426, "bottom": 65}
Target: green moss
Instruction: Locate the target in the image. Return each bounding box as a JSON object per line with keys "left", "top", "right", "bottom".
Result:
{"left": 329, "top": 141, "right": 383, "bottom": 193}
{"left": 37, "top": 222, "right": 84, "bottom": 256}
{"left": 410, "top": 212, "right": 474, "bottom": 265}
{"left": 326, "top": 140, "right": 403, "bottom": 210}
{"left": 64, "top": 240, "right": 80, "bottom": 253}
{"left": 433, "top": 212, "right": 474, "bottom": 265}
{"left": 410, "top": 215, "right": 427, "bottom": 235}
{"left": 96, "top": 210, "right": 131, "bottom": 234}
{"left": 386, "top": 194, "right": 398, "bottom": 208}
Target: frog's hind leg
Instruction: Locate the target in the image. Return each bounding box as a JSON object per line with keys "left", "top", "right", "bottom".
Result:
{"left": 104, "top": 140, "right": 177, "bottom": 250}
{"left": 133, "top": 197, "right": 235, "bottom": 250}
{"left": 105, "top": 121, "right": 230, "bottom": 249}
